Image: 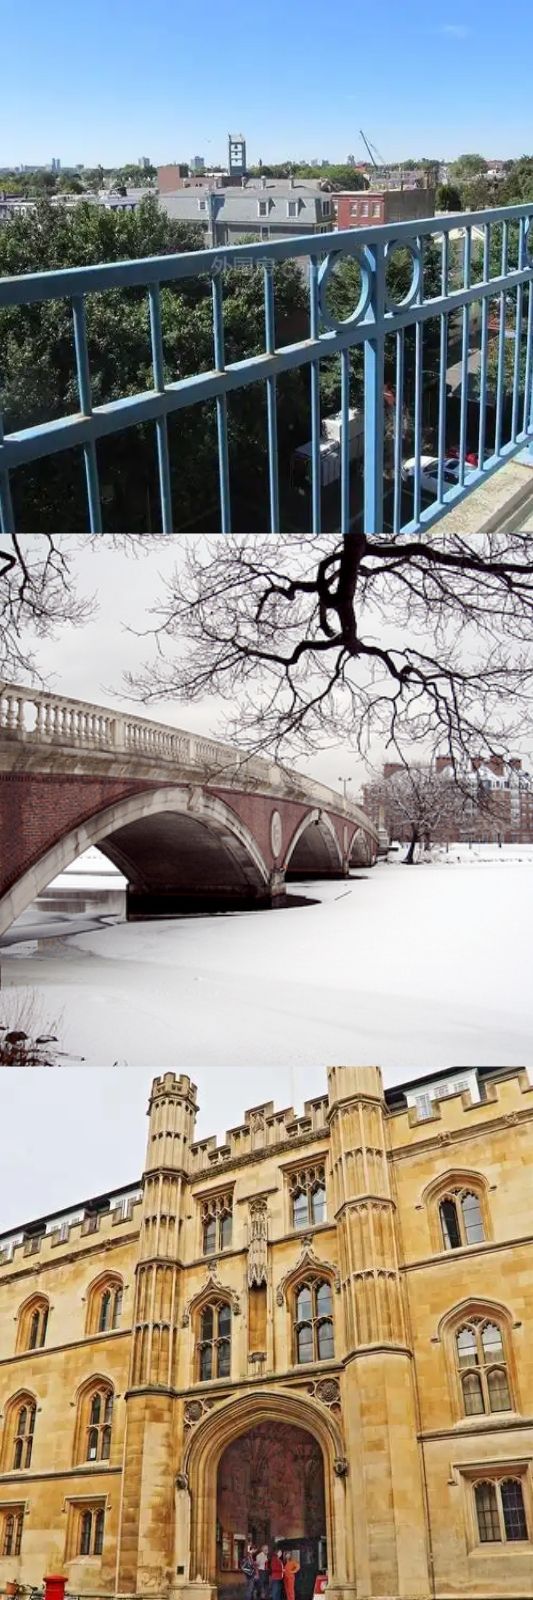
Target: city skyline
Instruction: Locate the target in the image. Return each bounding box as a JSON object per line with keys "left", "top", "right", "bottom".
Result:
{"left": 1, "top": 0, "right": 531, "bottom": 168}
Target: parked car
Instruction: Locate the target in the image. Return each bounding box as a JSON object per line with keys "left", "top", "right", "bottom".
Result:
{"left": 401, "top": 454, "right": 477, "bottom": 495}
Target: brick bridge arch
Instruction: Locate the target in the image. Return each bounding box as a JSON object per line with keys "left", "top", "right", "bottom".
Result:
{"left": 0, "top": 685, "right": 379, "bottom": 933}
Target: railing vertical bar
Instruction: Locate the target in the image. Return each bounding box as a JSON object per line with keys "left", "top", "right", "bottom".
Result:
{"left": 495, "top": 221, "right": 508, "bottom": 457}
{"left": 511, "top": 220, "right": 524, "bottom": 444}
{"left": 211, "top": 274, "right": 231, "bottom": 533}
{"left": 437, "top": 231, "right": 449, "bottom": 504}
{"left": 309, "top": 257, "right": 321, "bottom": 534}
{"left": 264, "top": 266, "right": 280, "bottom": 533}
{"left": 148, "top": 284, "right": 173, "bottom": 533}
{"left": 340, "top": 348, "right": 351, "bottom": 534}
{"left": 478, "top": 224, "right": 490, "bottom": 469}
{"left": 458, "top": 226, "right": 472, "bottom": 487}
{"left": 393, "top": 330, "right": 404, "bottom": 534}
{"left": 525, "top": 274, "right": 533, "bottom": 436}
{"left": 413, "top": 236, "right": 424, "bottom": 527}
{"left": 364, "top": 240, "right": 385, "bottom": 533}
{"left": 71, "top": 294, "right": 103, "bottom": 534}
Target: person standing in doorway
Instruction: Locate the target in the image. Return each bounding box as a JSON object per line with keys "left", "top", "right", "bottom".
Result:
{"left": 241, "top": 1545, "right": 259, "bottom": 1600}
{"left": 282, "top": 1551, "right": 300, "bottom": 1600}
{"left": 270, "top": 1548, "right": 284, "bottom": 1600}
{"left": 256, "top": 1545, "right": 270, "bottom": 1599}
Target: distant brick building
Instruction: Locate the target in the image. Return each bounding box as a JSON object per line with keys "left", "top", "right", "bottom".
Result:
{"left": 333, "top": 187, "right": 435, "bottom": 230}
{"left": 365, "top": 756, "right": 533, "bottom": 845}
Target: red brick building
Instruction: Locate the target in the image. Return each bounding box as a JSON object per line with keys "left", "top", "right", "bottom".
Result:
{"left": 333, "top": 187, "right": 435, "bottom": 230}
{"left": 365, "top": 756, "right": 533, "bottom": 846}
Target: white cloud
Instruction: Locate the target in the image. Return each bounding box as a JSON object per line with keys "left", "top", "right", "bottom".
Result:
{"left": 437, "top": 22, "right": 471, "bottom": 36}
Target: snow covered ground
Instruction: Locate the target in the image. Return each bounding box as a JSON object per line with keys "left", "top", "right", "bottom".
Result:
{"left": 2, "top": 851, "right": 532, "bottom": 1073}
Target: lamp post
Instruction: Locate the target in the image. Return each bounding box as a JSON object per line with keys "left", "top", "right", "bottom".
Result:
{"left": 338, "top": 777, "right": 352, "bottom": 802}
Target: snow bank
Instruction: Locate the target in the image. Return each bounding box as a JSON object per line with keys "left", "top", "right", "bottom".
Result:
{"left": 2, "top": 859, "right": 532, "bottom": 1075}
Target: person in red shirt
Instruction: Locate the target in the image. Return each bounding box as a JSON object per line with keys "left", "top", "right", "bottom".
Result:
{"left": 270, "top": 1550, "right": 284, "bottom": 1600}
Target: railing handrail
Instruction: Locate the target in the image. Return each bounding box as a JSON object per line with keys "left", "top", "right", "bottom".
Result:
{"left": 0, "top": 682, "right": 378, "bottom": 836}
{"left": 1, "top": 202, "right": 531, "bottom": 538}
{"left": 0, "top": 203, "right": 532, "bottom": 305}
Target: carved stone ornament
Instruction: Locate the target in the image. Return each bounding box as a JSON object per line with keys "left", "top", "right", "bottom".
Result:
{"left": 314, "top": 1378, "right": 341, "bottom": 1407}
{"left": 181, "top": 1265, "right": 241, "bottom": 1327}
{"left": 247, "top": 1197, "right": 268, "bottom": 1288}
{"left": 176, "top": 1472, "right": 189, "bottom": 1491}
{"left": 334, "top": 1456, "right": 349, "bottom": 1478}
{"left": 276, "top": 1239, "right": 341, "bottom": 1306}
{"left": 184, "top": 1400, "right": 205, "bottom": 1425}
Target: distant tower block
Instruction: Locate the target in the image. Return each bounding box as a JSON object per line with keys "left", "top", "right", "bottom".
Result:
{"left": 228, "top": 133, "right": 247, "bottom": 178}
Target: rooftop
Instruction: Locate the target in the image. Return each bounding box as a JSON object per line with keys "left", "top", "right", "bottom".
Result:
{"left": 0, "top": 1062, "right": 527, "bottom": 1246}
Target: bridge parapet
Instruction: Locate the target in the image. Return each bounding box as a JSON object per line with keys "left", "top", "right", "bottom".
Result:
{"left": 0, "top": 682, "right": 378, "bottom": 840}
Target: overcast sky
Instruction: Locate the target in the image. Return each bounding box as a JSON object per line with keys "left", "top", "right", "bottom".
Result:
{"left": 13, "top": 536, "right": 367, "bottom": 793}
{"left": 0, "top": 1064, "right": 326, "bottom": 1234}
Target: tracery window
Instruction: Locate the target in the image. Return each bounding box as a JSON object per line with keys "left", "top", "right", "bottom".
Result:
{"left": 86, "top": 1275, "right": 124, "bottom": 1337}
{"left": 98, "top": 1285, "right": 123, "bottom": 1332}
{"left": 17, "top": 1295, "right": 49, "bottom": 1353}
{"left": 293, "top": 1278, "right": 334, "bottom": 1365}
{"left": 474, "top": 1478, "right": 528, "bottom": 1543}
{"left": 455, "top": 1319, "right": 512, "bottom": 1415}
{"left": 77, "top": 1384, "right": 114, "bottom": 1463}
{"left": 79, "top": 1504, "right": 105, "bottom": 1556}
{"left": 1, "top": 1507, "right": 24, "bottom": 1556}
{"left": 289, "top": 1164, "right": 327, "bottom": 1230}
{"left": 201, "top": 1192, "right": 233, "bottom": 1255}
{"left": 439, "top": 1189, "right": 485, "bottom": 1250}
{"left": 196, "top": 1300, "right": 231, "bottom": 1380}
{"left": 12, "top": 1401, "right": 36, "bottom": 1470}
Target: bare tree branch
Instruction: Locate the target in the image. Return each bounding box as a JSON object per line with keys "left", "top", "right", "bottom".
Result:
{"left": 125, "top": 533, "right": 533, "bottom": 769}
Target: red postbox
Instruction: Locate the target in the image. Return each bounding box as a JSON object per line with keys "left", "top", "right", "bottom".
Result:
{"left": 313, "top": 1576, "right": 328, "bottom": 1595}
{"left": 44, "top": 1576, "right": 67, "bottom": 1600}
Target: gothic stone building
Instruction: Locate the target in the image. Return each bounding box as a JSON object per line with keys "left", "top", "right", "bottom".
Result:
{"left": 0, "top": 1064, "right": 532, "bottom": 1600}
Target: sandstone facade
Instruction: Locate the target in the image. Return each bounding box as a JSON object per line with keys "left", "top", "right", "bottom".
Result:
{"left": 0, "top": 1065, "right": 531, "bottom": 1600}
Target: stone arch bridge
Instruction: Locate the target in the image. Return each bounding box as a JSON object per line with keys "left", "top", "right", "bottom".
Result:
{"left": 0, "top": 685, "right": 378, "bottom": 935}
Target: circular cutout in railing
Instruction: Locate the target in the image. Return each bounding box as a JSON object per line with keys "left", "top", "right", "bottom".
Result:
{"left": 384, "top": 239, "right": 422, "bottom": 312}
{"left": 317, "top": 246, "right": 372, "bottom": 333}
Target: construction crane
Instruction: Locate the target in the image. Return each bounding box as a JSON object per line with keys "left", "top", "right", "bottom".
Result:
{"left": 359, "top": 129, "right": 388, "bottom": 177}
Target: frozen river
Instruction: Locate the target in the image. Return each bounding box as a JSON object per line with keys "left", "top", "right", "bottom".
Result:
{"left": 2, "top": 853, "right": 532, "bottom": 1072}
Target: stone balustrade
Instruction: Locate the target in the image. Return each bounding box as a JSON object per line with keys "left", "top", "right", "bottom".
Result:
{"left": 0, "top": 682, "right": 377, "bottom": 837}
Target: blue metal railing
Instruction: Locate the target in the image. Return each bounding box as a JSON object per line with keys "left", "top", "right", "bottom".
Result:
{"left": 0, "top": 203, "right": 532, "bottom": 534}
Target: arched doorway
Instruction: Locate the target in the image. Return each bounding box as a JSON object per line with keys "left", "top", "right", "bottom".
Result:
{"left": 216, "top": 1421, "right": 326, "bottom": 1600}
{"left": 182, "top": 1387, "right": 353, "bottom": 1595}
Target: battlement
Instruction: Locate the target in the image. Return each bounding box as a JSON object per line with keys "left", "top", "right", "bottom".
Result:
{"left": 0, "top": 1184, "right": 142, "bottom": 1271}
{"left": 387, "top": 1065, "right": 532, "bottom": 1148}
{"left": 149, "top": 1071, "right": 199, "bottom": 1105}
{"left": 189, "top": 1094, "right": 330, "bottom": 1173}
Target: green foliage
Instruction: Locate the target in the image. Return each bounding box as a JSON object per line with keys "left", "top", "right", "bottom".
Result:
{"left": 0, "top": 199, "right": 309, "bottom": 531}
{"left": 449, "top": 153, "right": 488, "bottom": 184}
{"left": 437, "top": 183, "right": 463, "bottom": 212}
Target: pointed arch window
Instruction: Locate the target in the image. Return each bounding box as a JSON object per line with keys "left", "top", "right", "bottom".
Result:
{"left": 474, "top": 1477, "right": 528, "bottom": 1542}
{"left": 1, "top": 1507, "right": 24, "bottom": 1556}
{"left": 196, "top": 1300, "right": 231, "bottom": 1381}
{"left": 98, "top": 1285, "right": 122, "bottom": 1332}
{"left": 86, "top": 1388, "right": 113, "bottom": 1461}
{"left": 439, "top": 1188, "right": 485, "bottom": 1250}
{"left": 456, "top": 1318, "right": 512, "bottom": 1415}
{"left": 86, "top": 1275, "right": 124, "bottom": 1337}
{"left": 16, "top": 1295, "right": 49, "bottom": 1353}
{"left": 13, "top": 1401, "right": 36, "bottom": 1469}
{"left": 294, "top": 1278, "right": 334, "bottom": 1365}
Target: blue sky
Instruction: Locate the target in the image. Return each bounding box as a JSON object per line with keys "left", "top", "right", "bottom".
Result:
{"left": 2, "top": 0, "right": 531, "bottom": 169}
